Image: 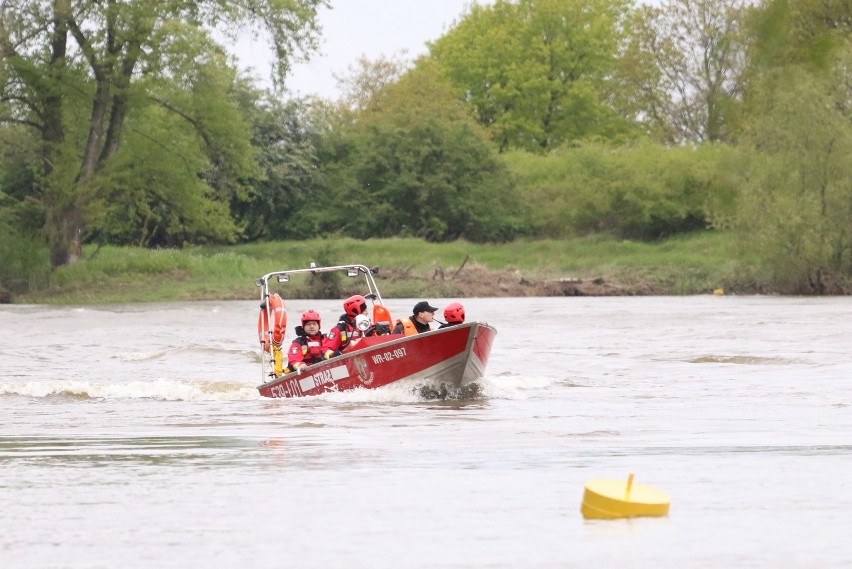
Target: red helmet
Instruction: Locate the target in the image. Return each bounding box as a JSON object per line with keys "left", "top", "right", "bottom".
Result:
{"left": 443, "top": 302, "right": 465, "bottom": 323}
{"left": 301, "top": 309, "right": 321, "bottom": 326}
{"left": 343, "top": 295, "right": 367, "bottom": 318}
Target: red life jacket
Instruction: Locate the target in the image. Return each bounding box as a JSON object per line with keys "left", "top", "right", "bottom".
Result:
{"left": 288, "top": 333, "right": 325, "bottom": 366}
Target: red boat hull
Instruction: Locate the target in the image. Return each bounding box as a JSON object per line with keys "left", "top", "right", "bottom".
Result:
{"left": 257, "top": 322, "right": 497, "bottom": 398}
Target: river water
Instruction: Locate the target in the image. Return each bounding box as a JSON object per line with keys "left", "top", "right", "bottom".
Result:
{"left": 1, "top": 296, "right": 850, "bottom": 568}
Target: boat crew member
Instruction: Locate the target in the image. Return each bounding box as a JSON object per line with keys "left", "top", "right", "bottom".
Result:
{"left": 322, "top": 294, "right": 375, "bottom": 359}
{"left": 438, "top": 302, "right": 465, "bottom": 328}
{"left": 392, "top": 301, "right": 438, "bottom": 335}
{"left": 286, "top": 309, "right": 326, "bottom": 373}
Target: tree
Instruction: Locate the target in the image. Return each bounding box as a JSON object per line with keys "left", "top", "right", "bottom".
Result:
{"left": 617, "top": 0, "right": 752, "bottom": 144}
{"left": 0, "top": 0, "right": 325, "bottom": 266}
{"left": 506, "top": 140, "right": 733, "bottom": 240}
{"left": 234, "top": 93, "right": 325, "bottom": 241}
{"left": 334, "top": 51, "right": 412, "bottom": 113}
{"left": 428, "top": 0, "right": 635, "bottom": 152}
{"left": 730, "top": 69, "right": 852, "bottom": 292}
{"left": 747, "top": 0, "right": 851, "bottom": 70}
{"left": 304, "top": 59, "right": 528, "bottom": 242}
{"left": 718, "top": 0, "right": 852, "bottom": 293}
{"left": 0, "top": 121, "right": 50, "bottom": 291}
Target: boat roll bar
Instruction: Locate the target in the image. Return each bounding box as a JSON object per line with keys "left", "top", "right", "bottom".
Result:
{"left": 255, "top": 263, "right": 384, "bottom": 305}
{"left": 255, "top": 263, "right": 389, "bottom": 381}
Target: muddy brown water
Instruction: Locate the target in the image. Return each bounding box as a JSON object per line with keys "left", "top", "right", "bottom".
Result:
{"left": 2, "top": 296, "right": 851, "bottom": 568}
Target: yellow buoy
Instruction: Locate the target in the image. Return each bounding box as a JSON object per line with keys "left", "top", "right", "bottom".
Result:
{"left": 581, "top": 473, "right": 670, "bottom": 519}
{"left": 713, "top": 288, "right": 725, "bottom": 296}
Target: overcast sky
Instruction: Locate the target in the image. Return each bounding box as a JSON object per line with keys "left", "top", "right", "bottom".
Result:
{"left": 235, "top": 1, "right": 489, "bottom": 99}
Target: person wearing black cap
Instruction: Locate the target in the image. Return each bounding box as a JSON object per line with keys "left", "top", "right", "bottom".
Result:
{"left": 392, "top": 300, "right": 438, "bottom": 335}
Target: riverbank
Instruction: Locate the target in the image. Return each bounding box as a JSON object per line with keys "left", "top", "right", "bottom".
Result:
{"left": 0, "top": 233, "right": 805, "bottom": 304}
{"left": 376, "top": 263, "right": 670, "bottom": 297}
{"left": 2, "top": 263, "right": 673, "bottom": 303}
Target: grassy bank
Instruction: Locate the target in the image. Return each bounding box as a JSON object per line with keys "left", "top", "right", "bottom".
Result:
{"left": 17, "top": 232, "right": 763, "bottom": 304}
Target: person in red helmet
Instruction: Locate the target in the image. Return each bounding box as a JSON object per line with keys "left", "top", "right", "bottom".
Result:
{"left": 392, "top": 300, "right": 438, "bottom": 335}
{"left": 321, "top": 294, "right": 375, "bottom": 359}
{"left": 286, "top": 309, "right": 326, "bottom": 373}
{"left": 439, "top": 302, "right": 465, "bottom": 329}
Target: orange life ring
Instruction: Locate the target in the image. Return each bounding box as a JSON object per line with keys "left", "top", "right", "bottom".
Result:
{"left": 257, "top": 293, "right": 287, "bottom": 352}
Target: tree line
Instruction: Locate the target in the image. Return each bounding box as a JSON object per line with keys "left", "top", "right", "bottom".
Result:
{"left": 1, "top": 0, "right": 850, "bottom": 294}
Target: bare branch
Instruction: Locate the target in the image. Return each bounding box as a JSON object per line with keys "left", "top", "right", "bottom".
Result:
{"left": 67, "top": 13, "right": 102, "bottom": 79}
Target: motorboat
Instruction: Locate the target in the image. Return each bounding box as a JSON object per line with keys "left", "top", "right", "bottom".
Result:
{"left": 255, "top": 263, "right": 496, "bottom": 398}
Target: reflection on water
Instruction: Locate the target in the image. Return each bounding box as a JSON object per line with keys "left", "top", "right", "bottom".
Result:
{"left": 688, "top": 355, "right": 806, "bottom": 365}
{"left": 0, "top": 436, "right": 253, "bottom": 466}
{"left": 0, "top": 435, "right": 249, "bottom": 453}
{"left": 1, "top": 297, "right": 851, "bottom": 568}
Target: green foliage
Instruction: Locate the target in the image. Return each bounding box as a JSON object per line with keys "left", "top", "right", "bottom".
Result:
{"left": 18, "top": 232, "right": 760, "bottom": 303}
{"left": 750, "top": 0, "right": 852, "bottom": 70}
{"left": 304, "top": 243, "right": 345, "bottom": 298}
{"left": 350, "top": 120, "right": 523, "bottom": 242}
{"left": 2, "top": 0, "right": 847, "bottom": 300}
{"left": 729, "top": 69, "right": 852, "bottom": 292}
{"left": 0, "top": 125, "right": 39, "bottom": 199}
{"left": 85, "top": 100, "right": 240, "bottom": 247}
{"left": 189, "top": 69, "right": 261, "bottom": 206}
{"left": 79, "top": 28, "right": 261, "bottom": 248}
{"left": 506, "top": 142, "right": 735, "bottom": 240}
{"left": 333, "top": 52, "right": 413, "bottom": 113}
{"left": 234, "top": 95, "right": 325, "bottom": 241}
{"left": 0, "top": 0, "right": 326, "bottom": 266}
{"left": 0, "top": 126, "right": 50, "bottom": 291}
{"left": 727, "top": 0, "right": 852, "bottom": 293}
{"left": 428, "top": 0, "right": 636, "bottom": 152}
{"left": 617, "top": 0, "right": 752, "bottom": 143}
{"left": 0, "top": 223, "right": 51, "bottom": 293}
{"left": 0, "top": 191, "right": 50, "bottom": 293}
{"left": 302, "top": 61, "right": 528, "bottom": 242}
